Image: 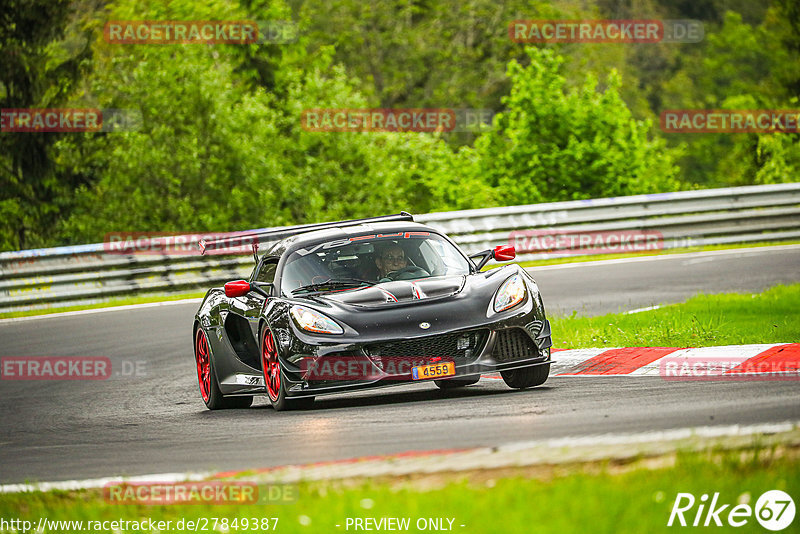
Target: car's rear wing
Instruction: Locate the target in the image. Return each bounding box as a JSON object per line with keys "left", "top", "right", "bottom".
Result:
{"left": 198, "top": 212, "right": 414, "bottom": 255}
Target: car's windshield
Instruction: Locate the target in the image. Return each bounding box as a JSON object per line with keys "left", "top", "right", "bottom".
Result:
{"left": 281, "top": 232, "right": 471, "bottom": 296}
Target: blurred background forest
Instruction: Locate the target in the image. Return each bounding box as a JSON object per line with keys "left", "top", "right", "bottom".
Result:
{"left": 1, "top": 0, "right": 798, "bottom": 251}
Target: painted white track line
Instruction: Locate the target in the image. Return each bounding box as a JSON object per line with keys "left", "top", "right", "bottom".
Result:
{"left": 525, "top": 243, "right": 800, "bottom": 272}
{"left": 0, "top": 298, "right": 203, "bottom": 324}
{"left": 0, "top": 472, "right": 213, "bottom": 494}
{"left": 3, "top": 421, "right": 797, "bottom": 493}
{"left": 625, "top": 304, "right": 662, "bottom": 314}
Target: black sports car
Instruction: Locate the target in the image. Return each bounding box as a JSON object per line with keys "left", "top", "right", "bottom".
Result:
{"left": 193, "top": 213, "right": 552, "bottom": 411}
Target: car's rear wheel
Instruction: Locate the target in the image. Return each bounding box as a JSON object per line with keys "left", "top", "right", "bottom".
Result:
{"left": 501, "top": 363, "right": 550, "bottom": 389}
{"left": 434, "top": 375, "right": 480, "bottom": 389}
{"left": 261, "top": 327, "right": 314, "bottom": 411}
{"left": 194, "top": 328, "right": 253, "bottom": 410}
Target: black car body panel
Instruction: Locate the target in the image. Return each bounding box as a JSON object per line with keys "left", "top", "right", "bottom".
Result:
{"left": 193, "top": 219, "right": 553, "bottom": 404}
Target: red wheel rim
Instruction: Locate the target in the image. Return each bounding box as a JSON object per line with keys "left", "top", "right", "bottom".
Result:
{"left": 195, "top": 329, "right": 211, "bottom": 403}
{"left": 262, "top": 328, "right": 281, "bottom": 402}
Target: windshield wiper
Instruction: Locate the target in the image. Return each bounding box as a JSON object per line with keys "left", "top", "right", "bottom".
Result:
{"left": 292, "top": 278, "right": 375, "bottom": 295}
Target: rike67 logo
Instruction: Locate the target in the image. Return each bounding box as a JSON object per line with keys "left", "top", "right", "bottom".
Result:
{"left": 668, "top": 490, "right": 795, "bottom": 530}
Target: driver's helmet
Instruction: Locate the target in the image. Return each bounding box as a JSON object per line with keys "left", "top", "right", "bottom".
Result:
{"left": 375, "top": 241, "right": 409, "bottom": 279}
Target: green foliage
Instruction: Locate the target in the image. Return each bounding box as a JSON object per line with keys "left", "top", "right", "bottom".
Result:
{"left": 0, "top": 0, "right": 93, "bottom": 249}
{"left": 60, "top": 0, "right": 473, "bottom": 238}
{"left": 294, "top": 1, "right": 564, "bottom": 110}
{"left": 754, "top": 131, "right": 800, "bottom": 184}
{"left": 2, "top": 0, "right": 796, "bottom": 251}
{"left": 659, "top": 9, "right": 800, "bottom": 187}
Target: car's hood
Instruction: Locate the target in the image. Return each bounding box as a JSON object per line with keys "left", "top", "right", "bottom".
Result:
{"left": 314, "top": 275, "right": 466, "bottom": 307}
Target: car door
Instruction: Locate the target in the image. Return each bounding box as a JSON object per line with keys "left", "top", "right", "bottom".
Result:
{"left": 243, "top": 256, "right": 278, "bottom": 335}
{"left": 219, "top": 257, "right": 278, "bottom": 371}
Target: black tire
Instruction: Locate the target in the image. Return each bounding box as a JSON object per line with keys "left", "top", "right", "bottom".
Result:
{"left": 194, "top": 328, "right": 253, "bottom": 410}
{"left": 273, "top": 392, "right": 315, "bottom": 412}
{"left": 260, "top": 326, "right": 315, "bottom": 412}
{"left": 501, "top": 363, "right": 550, "bottom": 389}
{"left": 434, "top": 375, "right": 481, "bottom": 389}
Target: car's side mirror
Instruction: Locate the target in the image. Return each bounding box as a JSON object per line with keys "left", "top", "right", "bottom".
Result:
{"left": 224, "top": 280, "right": 272, "bottom": 298}
{"left": 224, "top": 280, "right": 251, "bottom": 298}
{"left": 493, "top": 245, "right": 516, "bottom": 261}
{"left": 470, "top": 245, "right": 517, "bottom": 271}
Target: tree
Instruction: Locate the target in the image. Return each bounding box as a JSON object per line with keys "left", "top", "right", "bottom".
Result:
{"left": 659, "top": 9, "right": 799, "bottom": 186}
{"left": 460, "top": 47, "right": 680, "bottom": 206}
{"left": 0, "top": 0, "right": 93, "bottom": 249}
{"left": 60, "top": 0, "right": 475, "bottom": 241}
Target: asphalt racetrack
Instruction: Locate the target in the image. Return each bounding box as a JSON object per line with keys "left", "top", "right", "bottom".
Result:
{"left": 1, "top": 246, "right": 799, "bottom": 484}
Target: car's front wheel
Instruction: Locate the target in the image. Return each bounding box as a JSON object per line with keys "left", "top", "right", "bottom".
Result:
{"left": 194, "top": 328, "right": 253, "bottom": 410}
{"left": 501, "top": 363, "right": 550, "bottom": 389}
{"left": 261, "top": 326, "right": 314, "bottom": 411}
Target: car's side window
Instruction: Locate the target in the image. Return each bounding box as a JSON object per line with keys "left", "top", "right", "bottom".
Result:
{"left": 254, "top": 258, "right": 278, "bottom": 284}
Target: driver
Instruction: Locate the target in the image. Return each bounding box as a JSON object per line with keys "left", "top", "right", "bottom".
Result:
{"left": 375, "top": 244, "right": 408, "bottom": 279}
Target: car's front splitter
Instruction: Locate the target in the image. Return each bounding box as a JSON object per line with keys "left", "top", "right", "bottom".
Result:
{"left": 279, "top": 325, "right": 553, "bottom": 398}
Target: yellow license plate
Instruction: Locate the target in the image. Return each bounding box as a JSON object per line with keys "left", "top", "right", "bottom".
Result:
{"left": 412, "top": 361, "right": 455, "bottom": 380}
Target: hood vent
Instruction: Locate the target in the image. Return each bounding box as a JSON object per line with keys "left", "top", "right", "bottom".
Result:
{"left": 320, "top": 276, "right": 464, "bottom": 307}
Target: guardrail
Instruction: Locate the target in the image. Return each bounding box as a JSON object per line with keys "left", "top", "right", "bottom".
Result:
{"left": 1, "top": 183, "right": 799, "bottom": 312}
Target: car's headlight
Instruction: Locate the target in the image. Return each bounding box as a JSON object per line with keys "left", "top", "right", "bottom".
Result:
{"left": 290, "top": 305, "right": 344, "bottom": 334}
{"left": 493, "top": 274, "right": 527, "bottom": 312}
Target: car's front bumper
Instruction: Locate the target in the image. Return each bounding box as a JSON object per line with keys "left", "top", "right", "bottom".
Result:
{"left": 279, "top": 318, "right": 553, "bottom": 398}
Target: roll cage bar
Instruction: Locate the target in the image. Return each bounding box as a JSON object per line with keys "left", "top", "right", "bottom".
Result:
{"left": 198, "top": 212, "right": 414, "bottom": 255}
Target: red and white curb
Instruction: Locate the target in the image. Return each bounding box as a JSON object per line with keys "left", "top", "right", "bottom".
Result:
{"left": 481, "top": 343, "right": 800, "bottom": 379}
{"left": 2, "top": 421, "right": 798, "bottom": 493}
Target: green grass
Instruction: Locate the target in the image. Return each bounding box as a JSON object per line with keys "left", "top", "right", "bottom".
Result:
{"left": 0, "top": 445, "right": 796, "bottom": 533}
{"left": 0, "top": 291, "right": 206, "bottom": 320}
{"left": 551, "top": 283, "right": 800, "bottom": 348}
